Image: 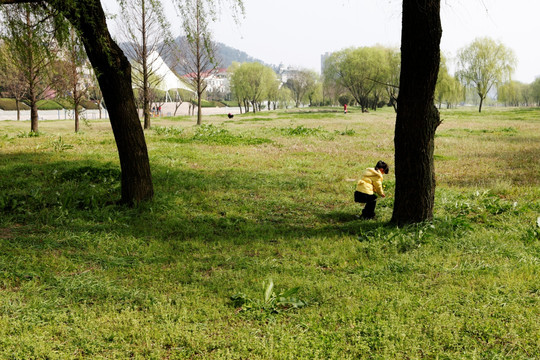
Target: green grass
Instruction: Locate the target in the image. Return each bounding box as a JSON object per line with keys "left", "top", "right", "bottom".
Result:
{"left": 0, "top": 106, "right": 539, "bottom": 358}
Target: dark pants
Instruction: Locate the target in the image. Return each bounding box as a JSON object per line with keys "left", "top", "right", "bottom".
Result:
{"left": 354, "top": 191, "right": 378, "bottom": 218}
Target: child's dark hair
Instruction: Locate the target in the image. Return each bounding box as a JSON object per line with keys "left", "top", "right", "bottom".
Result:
{"left": 375, "top": 160, "right": 389, "bottom": 174}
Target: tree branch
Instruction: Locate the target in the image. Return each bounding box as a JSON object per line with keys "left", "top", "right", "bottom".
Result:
{"left": 0, "top": 0, "right": 43, "bottom": 4}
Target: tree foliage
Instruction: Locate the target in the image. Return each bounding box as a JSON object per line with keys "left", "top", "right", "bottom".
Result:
{"left": 435, "top": 54, "right": 462, "bottom": 109}
{"left": 323, "top": 46, "right": 394, "bottom": 112}
{"left": 285, "top": 69, "right": 319, "bottom": 108}
{"left": 456, "top": 37, "right": 516, "bottom": 112}
{"left": 228, "top": 61, "right": 277, "bottom": 113}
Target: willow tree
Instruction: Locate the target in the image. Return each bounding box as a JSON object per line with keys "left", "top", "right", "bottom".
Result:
{"left": 456, "top": 37, "right": 516, "bottom": 113}
{"left": 391, "top": 0, "right": 442, "bottom": 225}
{"left": 324, "top": 46, "right": 387, "bottom": 112}
{"left": 285, "top": 69, "right": 319, "bottom": 108}
{"left": 229, "top": 62, "right": 277, "bottom": 113}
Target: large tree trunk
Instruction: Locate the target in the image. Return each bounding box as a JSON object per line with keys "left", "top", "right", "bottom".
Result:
{"left": 54, "top": 0, "right": 154, "bottom": 204}
{"left": 391, "top": 0, "right": 442, "bottom": 225}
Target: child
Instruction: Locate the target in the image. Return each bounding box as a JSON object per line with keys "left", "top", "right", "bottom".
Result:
{"left": 354, "top": 160, "right": 389, "bottom": 219}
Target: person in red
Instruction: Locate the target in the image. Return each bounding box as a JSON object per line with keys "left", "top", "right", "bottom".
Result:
{"left": 344, "top": 103, "right": 348, "bottom": 114}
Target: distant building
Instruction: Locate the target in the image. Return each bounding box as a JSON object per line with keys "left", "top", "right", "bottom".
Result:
{"left": 277, "top": 63, "right": 300, "bottom": 85}
{"left": 320, "top": 52, "right": 332, "bottom": 74}
{"left": 205, "top": 68, "right": 230, "bottom": 93}
{"left": 181, "top": 68, "right": 230, "bottom": 94}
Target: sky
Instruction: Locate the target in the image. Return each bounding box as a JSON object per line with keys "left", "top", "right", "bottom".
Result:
{"left": 102, "top": 0, "right": 540, "bottom": 83}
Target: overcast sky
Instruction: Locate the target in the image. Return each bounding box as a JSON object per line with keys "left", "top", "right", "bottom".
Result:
{"left": 103, "top": 0, "right": 540, "bottom": 83}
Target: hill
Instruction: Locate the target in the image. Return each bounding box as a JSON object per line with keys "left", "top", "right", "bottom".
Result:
{"left": 120, "top": 36, "right": 276, "bottom": 74}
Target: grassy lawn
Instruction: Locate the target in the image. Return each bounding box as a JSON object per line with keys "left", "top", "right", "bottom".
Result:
{"left": 0, "top": 106, "right": 539, "bottom": 359}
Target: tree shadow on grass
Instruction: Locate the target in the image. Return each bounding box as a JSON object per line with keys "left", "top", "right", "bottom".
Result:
{"left": 0, "top": 153, "right": 387, "bottom": 247}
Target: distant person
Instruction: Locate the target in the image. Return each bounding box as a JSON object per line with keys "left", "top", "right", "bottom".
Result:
{"left": 354, "top": 160, "right": 389, "bottom": 219}
{"left": 227, "top": 113, "right": 234, "bottom": 119}
{"left": 344, "top": 103, "right": 348, "bottom": 114}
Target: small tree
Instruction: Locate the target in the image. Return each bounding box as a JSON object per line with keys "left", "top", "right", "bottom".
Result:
{"left": 54, "top": 28, "right": 91, "bottom": 132}
{"left": 1, "top": 3, "right": 57, "bottom": 132}
{"left": 456, "top": 37, "right": 516, "bottom": 112}
{"left": 87, "top": 65, "right": 104, "bottom": 119}
{"left": 177, "top": 0, "right": 220, "bottom": 125}
{"left": 0, "top": 41, "right": 27, "bottom": 120}
{"left": 117, "top": 0, "right": 170, "bottom": 129}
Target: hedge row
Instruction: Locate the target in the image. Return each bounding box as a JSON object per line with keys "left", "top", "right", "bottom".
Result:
{"left": 0, "top": 98, "right": 101, "bottom": 111}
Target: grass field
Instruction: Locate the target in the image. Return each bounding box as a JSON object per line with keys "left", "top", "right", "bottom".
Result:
{"left": 1, "top": 106, "right": 539, "bottom": 359}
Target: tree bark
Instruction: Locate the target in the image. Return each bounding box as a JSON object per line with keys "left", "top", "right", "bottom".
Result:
{"left": 53, "top": 0, "right": 154, "bottom": 204}
{"left": 15, "top": 99, "right": 20, "bottom": 121}
{"left": 391, "top": 0, "right": 442, "bottom": 225}
{"left": 30, "top": 93, "right": 38, "bottom": 132}
{"left": 478, "top": 94, "right": 484, "bottom": 113}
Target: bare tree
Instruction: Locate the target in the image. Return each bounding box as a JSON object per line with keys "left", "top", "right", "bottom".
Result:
{"left": 0, "top": 41, "right": 27, "bottom": 120}
{"left": 1, "top": 3, "right": 57, "bottom": 132}
{"left": 117, "top": 0, "right": 170, "bottom": 129}
{"left": 87, "top": 64, "right": 104, "bottom": 119}
{"left": 171, "top": 89, "right": 183, "bottom": 116}
{"left": 54, "top": 29, "right": 91, "bottom": 132}
{"left": 176, "top": 0, "right": 220, "bottom": 125}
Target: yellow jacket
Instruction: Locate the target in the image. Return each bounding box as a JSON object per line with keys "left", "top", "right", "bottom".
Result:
{"left": 356, "top": 168, "right": 385, "bottom": 196}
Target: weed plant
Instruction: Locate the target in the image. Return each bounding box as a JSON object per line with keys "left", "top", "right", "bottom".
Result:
{"left": 0, "top": 107, "right": 539, "bottom": 358}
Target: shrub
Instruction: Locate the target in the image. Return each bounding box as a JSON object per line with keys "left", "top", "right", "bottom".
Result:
{"left": 0, "top": 98, "right": 30, "bottom": 111}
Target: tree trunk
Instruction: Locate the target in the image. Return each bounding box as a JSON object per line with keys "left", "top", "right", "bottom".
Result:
{"left": 15, "top": 99, "right": 20, "bottom": 121}
{"left": 391, "top": 0, "right": 442, "bottom": 225}
{"left": 142, "top": 0, "right": 151, "bottom": 129}
{"left": 74, "top": 101, "right": 79, "bottom": 133}
{"left": 98, "top": 99, "right": 102, "bottom": 119}
{"left": 478, "top": 95, "right": 484, "bottom": 113}
{"left": 29, "top": 91, "right": 38, "bottom": 133}
{"left": 74, "top": 87, "right": 79, "bottom": 132}
{"left": 197, "top": 91, "right": 202, "bottom": 125}
{"left": 54, "top": 0, "right": 153, "bottom": 204}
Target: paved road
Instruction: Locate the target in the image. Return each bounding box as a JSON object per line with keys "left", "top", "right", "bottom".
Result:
{"left": 0, "top": 102, "right": 243, "bottom": 121}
